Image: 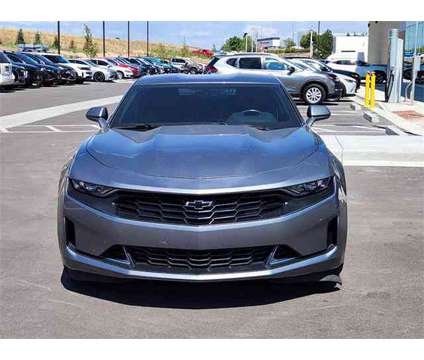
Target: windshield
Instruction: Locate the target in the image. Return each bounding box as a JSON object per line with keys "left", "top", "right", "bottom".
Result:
{"left": 23, "top": 54, "right": 44, "bottom": 64}
{"left": 305, "top": 60, "right": 331, "bottom": 72}
{"left": 17, "top": 53, "right": 39, "bottom": 65}
{"left": 38, "top": 55, "right": 56, "bottom": 65}
{"left": 286, "top": 59, "right": 308, "bottom": 70}
{"left": 111, "top": 84, "right": 301, "bottom": 130}
{"left": 106, "top": 58, "right": 119, "bottom": 65}
{"left": 44, "top": 54, "right": 69, "bottom": 63}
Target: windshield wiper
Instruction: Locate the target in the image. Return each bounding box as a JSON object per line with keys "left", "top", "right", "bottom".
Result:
{"left": 113, "top": 123, "right": 160, "bottom": 131}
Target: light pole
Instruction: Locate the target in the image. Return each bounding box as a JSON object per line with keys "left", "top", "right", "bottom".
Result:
{"left": 243, "top": 32, "right": 248, "bottom": 52}
{"left": 102, "top": 21, "right": 105, "bottom": 57}
{"left": 146, "top": 21, "right": 150, "bottom": 56}
{"left": 57, "top": 21, "right": 61, "bottom": 54}
{"left": 317, "top": 21, "right": 321, "bottom": 57}
{"left": 127, "top": 21, "right": 130, "bottom": 57}
{"left": 410, "top": 21, "right": 420, "bottom": 103}
{"left": 309, "top": 30, "right": 313, "bottom": 58}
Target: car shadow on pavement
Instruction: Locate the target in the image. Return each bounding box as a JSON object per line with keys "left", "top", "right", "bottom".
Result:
{"left": 61, "top": 270, "right": 340, "bottom": 309}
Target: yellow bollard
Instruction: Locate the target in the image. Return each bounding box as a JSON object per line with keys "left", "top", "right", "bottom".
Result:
{"left": 365, "top": 72, "right": 370, "bottom": 108}
{"left": 370, "top": 72, "right": 376, "bottom": 109}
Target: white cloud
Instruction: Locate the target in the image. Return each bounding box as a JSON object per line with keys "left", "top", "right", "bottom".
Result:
{"left": 178, "top": 30, "right": 212, "bottom": 38}
{"left": 244, "top": 25, "right": 279, "bottom": 38}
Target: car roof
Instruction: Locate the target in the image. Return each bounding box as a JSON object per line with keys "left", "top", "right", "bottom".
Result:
{"left": 135, "top": 73, "right": 281, "bottom": 85}
{"left": 216, "top": 52, "right": 279, "bottom": 58}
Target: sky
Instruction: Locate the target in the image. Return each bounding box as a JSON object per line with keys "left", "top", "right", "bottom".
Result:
{"left": 0, "top": 21, "right": 368, "bottom": 49}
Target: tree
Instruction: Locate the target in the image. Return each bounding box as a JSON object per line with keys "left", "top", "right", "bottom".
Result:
{"left": 316, "top": 30, "right": 333, "bottom": 58}
{"left": 82, "top": 24, "right": 97, "bottom": 57}
{"left": 155, "top": 43, "right": 167, "bottom": 59}
{"left": 179, "top": 38, "right": 191, "bottom": 57}
{"left": 15, "top": 28, "right": 25, "bottom": 45}
{"left": 34, "top": 31, "right": 42, "bottom": 45}
{"left": 222, "top": 36, "right": 244, "bottom": 52}
{"left": 51, "top": 35, "right": 59, "bottom": 49}
{"left": 285, "top": 38, "right": 296, "bottom": 49}
{"left": 69, "top": 39, "right": 76, "bottom": 53}
{"left": 300, "top": 31, "right": 317, "bottom": 49}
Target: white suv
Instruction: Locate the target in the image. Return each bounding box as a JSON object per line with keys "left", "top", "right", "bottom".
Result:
{"left": 0, "top": 51, "right": 15, "bottom": 88}
{"left": 69, "top": 59, "right": 116, "bottom": 82}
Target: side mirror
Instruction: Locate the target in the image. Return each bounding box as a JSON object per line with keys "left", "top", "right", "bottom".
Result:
{"left": 288, "top": 66, "right": 296, "bottom": 74}
{"left": 306, "top": 105, "right": 331, "bottom": 126}
{"left": 86, "top": 106, "right": 108, "bottom": 129}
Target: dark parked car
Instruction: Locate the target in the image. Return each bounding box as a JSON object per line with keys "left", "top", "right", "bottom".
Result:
{"left": 403, "top": 63, "right": 424, "bottom": 84}
{"left": 4, "top": 51, "right": 43, "bottom": 87}
{"left": 22, "top": 52, "right": 77, "bottom": 84}
{"left": 59, "top": 73, "right": 347, "bottom": 285}
{"left": 15, "top": 52, "right": 59, "bottom": 86}
{"left": 10, "top": 62, "right": 27, "bottom": 87}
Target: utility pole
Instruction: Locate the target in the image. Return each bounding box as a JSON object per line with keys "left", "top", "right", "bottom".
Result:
{"left": 127, "top": 21, "right": 130, "bottom": 57}
{"left": 146, "top": 21, "right": 150, "bottom": 56}
{"left": 57, "top": 21, "right": 61, "bottom": 54}
{"left": 317, "top": 21, "right": 321, "bottom": 57}
{"left": 410, "top": 21, "right": 420, "bottom": 103}
{"left": 243, "top": 32, "right": 248, "bottom": 52}
{"left": 102, "top": 21, "right": 106, "bottom": 57}
{"left": 309, "top": 30, "right": 313, "bottom": 58}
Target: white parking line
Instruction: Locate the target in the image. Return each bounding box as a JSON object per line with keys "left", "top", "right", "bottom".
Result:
{"left": 45, "top": 125, "right": 61, "bottom": 132}
{"left": 0, "top": 95, "right": 122, "bottom": 130}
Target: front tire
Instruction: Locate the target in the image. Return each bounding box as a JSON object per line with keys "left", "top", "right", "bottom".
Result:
{"left": 302, "top": 83, "right": 326, "bottom": 105}
{"left": 93, "top": 72, "right": 106, "bottom": 82}
{"left": 116, "top": 71, "right": 124, "bottom": 80}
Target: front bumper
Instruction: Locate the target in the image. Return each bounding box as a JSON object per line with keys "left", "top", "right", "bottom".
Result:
{"left": 327, "top": 82, "right": 344, "bottom": 99}
{"left": 58, "top": 180, "right": 347, "bottom": 282}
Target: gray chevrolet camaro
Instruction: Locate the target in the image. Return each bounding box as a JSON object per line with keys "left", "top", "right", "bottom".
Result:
{"left": 58, "top": 73, "right": 347, "bottom": 284}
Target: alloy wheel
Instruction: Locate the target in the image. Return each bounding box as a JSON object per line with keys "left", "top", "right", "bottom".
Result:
{"left": 305, "top": 87, "right": 323, "bottom": 104}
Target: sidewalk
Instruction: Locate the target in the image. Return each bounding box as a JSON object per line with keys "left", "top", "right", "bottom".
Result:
{"left": 354, "top": 85, "right": 424, "bottom": 136}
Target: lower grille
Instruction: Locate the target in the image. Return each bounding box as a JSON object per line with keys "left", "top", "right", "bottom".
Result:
{"left": 125, "top": 245, "right": 274, "bottom": 272}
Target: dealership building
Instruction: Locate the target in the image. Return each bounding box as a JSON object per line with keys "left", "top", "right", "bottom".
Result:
{"left": 368, "top": 21, "right": 424, "bottom": 64}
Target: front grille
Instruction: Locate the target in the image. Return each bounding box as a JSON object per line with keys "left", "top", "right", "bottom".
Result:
{"left": 113, "top": 190, "right": 287, "bottom": 226}
{"left": 126, "top": 245, "right": 273, "bottom": 272}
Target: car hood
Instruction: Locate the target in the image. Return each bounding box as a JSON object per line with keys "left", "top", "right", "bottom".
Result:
{"left": 86, "top": 125, "right": 319, "bottom": 180}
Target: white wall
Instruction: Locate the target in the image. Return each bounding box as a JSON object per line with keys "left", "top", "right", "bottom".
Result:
{"left": 332, "top": 35, "right": 369, "bottom": 61}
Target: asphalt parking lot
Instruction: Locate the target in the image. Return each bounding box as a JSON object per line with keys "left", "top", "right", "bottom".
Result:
{"left": 0, "top": 81, "right": 423, "bottom": 338}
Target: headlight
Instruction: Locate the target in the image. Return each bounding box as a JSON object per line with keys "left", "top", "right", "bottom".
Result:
{"left": 283, "top": 177, "right": 332, "bottom": 197}
{"left": 70, "top": 179, "right": 115, "bottom": 197}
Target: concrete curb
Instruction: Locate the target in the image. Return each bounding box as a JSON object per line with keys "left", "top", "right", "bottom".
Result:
{"left": 352, "top": 95, "right": 424, "bottom": 136}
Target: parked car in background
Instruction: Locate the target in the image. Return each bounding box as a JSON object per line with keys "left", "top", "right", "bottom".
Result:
{"left": 69, "top": 59, "right": 116, "bottom": 82}
{"left": 287, "top": 57, "right": 360, "bottom": 90}
{"left": 0, "top": 51, "right": 15, "bottom": 88}
{"left": 287, "top": 58, "right": 357, "bottom": 97}
{"left": 10, "top": 62, "right": 28, "bottom": 87}
{"left": 90, "top": 58, "right": 133, "bottom": 80}
{"left": 107, "top": 57, "right": 142, "bottom": 78}
{"left": 403, "top": 62, "right": 424, "bottom": 84}
{"left": 326, "top": 59, "right": 387, "bottom": 83}
{"left": 208, "top": 53, "right": 343, "bottom": 104}
{"left": 126, "top": 57, "right": 158, "bottom": 75}
{"left": 40, "top": 53, "right": 92, "bottom": 83}
{"left": 22, "top": 52, "right": 77, "bottom": 84}
{"left": 153, "top": 59, "right": 180, "bottom": 73}
{"left": 140, "top": 57, "right": 166, "bottom": 73}
{"left": 170, "top": 57, "right": 203, "bottom": 74}
{"left": 4, "top": 51, "right": 44, "bottom": 87}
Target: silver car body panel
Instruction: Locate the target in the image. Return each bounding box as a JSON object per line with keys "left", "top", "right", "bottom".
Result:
{"left": 57, "top": 74, "right": 348, "bottom": 282}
